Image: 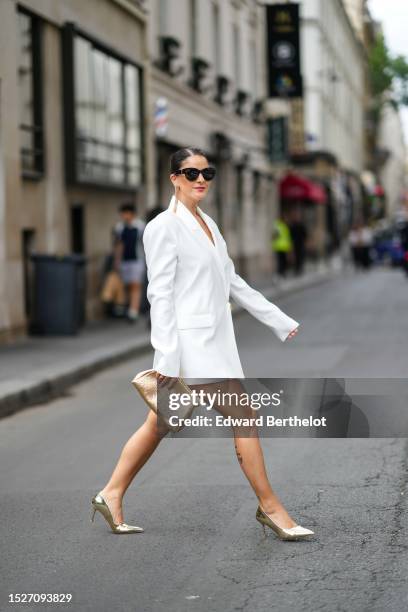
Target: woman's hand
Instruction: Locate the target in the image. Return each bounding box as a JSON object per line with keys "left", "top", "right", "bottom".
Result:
{"left": 286, "top": 326, "right": 299, "bottom": 340}
{"left": 155, "top": 372, "right": 179, "bottom": 389}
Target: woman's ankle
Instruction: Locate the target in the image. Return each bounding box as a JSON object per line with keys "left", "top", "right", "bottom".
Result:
{"left": 258, "top": 498, "right": 283, "bottom": 515}
{"left": 100, "top": 486, "right": 123, "bottom": 501}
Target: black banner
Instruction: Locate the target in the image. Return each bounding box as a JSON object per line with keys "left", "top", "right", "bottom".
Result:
{"left": 266, "top": 3, "right": 303, "bottom": 98}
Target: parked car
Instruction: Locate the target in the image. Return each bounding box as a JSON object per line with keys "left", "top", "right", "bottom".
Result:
{"left": 372, "top": 223, "right": 405, "bottom": 267}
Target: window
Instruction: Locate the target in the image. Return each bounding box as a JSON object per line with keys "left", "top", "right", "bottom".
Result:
{"left": 63, "top": 25, "right": 143, "bottom": 189}
{"left": 212, "top": 2, "right": 220, "bottom": 69}
{"left": 158, "top": 0, "right": 167, "bottom": 36}
{"left": 232, "top": 24, "right": 241, "bottom": 88}
{"left": 17, "top": 9, "right": 44, "bottom": 177}
{"left": 190, "top": 0, "right": 197, "bottom": 57}
{"left": 253, "top": 170, "right": 261, "bottom": 205}
{"left": 249, "top": 39, "right": 257, "bottom": 99}
{"left": 267, "top": 117, "right": 288, "bottom": 162}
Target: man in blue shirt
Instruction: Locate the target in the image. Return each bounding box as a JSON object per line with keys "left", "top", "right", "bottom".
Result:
{"left": 114, "top": 203, "right": 146, "bottom": 323}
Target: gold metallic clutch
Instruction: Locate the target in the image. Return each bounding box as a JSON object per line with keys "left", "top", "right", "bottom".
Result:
{"left": 131, "top": 369, "right": 198, "bottom": 433}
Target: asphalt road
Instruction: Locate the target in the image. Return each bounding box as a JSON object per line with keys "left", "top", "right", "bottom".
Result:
{"left": 1, "top": 267, "right": 408, "bottom": 612}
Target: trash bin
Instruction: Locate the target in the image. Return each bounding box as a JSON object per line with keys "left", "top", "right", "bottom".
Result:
{"left": 30, "top": 254, "right": 86, "bottom": 335}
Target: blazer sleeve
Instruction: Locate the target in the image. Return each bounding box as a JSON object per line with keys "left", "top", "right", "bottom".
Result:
{"left": 143, "top": 219, "right": 181, "bottom": 376}
{"left": 218, "top": 231, "right": 300, "bottom": 342}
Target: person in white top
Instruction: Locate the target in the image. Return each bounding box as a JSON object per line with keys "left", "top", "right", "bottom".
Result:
{"left": 92, "top": 147, "right": 314, "bottom": 541}
{"left": 348, "top": 221, "right": 373, "bottom": 270}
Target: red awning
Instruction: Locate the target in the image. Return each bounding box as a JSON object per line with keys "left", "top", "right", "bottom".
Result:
{"left": 280, "top": 173, "right": 327, "bottom": 204}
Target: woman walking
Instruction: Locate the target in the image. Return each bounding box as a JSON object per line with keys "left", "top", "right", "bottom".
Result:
{"left": 91, "top": 147, "right": 314, "bottom": 541}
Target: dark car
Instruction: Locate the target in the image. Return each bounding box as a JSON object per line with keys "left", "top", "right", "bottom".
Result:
{"left": 372, "top": 224, "right": 405, "bottom": 267}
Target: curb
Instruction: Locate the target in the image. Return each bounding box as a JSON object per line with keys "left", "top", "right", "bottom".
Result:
{"left": 0, "top": 336, "right": 152, "bottom": 420}
{"left": 0, "top": 265, "right": 342, "bottom": 419}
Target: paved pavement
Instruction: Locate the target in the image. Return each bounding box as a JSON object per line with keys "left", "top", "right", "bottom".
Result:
{"left": 0, "top": 265, "right": 407, "bottom": 612}
{"left": 0, "top": 258, "right": 343, "bottom": 418}
{"left": 235, "top": 266, "right": 408, "bottom": 378}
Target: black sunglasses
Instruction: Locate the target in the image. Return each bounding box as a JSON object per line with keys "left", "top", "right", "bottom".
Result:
{"left": 173, "top": 167, "right": 216, "bottom": 182}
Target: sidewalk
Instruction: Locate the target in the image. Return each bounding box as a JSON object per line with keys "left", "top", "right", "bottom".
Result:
{"left": 0, "top": 256, "right": 344, "bottom": 418}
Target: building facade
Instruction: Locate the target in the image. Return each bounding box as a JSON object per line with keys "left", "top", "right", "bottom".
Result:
{"left": 342, "top": 0, "right": 365, "bottom": 43}
{"left": 0, "top": 0, "right": 149, "bottom": 342}
{"left": 147, "top": 0, "right": 278, "bottom": 278}
{"left": 300, "top": 0, "right": 365, "bottom": 173}
{"left": 265, "top": 0, "right": 366, "bottom": 253}
{"left": 377, "top": 105, "right": 407, "bottom": 217}
{"left": 0, "top": 0, "right": 377, "bottom": 344}
{"left": 0, "top": 0, "right": 285, "bottom": 344}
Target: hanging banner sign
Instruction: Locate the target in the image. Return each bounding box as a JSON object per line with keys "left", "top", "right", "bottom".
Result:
{"left": 266, "top": 3, "right": 303, "bottom": 98}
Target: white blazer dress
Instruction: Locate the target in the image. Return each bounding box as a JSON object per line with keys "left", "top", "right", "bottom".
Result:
{"left": 142, "top": 196, "right": 300, "bottom": 381}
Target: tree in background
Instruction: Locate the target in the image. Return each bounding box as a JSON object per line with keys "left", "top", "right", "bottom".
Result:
{"left": 367, "top": 32, "right": 408, "bottom": 183}
{"left": 368, "top": 32, "right": 408, "bottom": 126}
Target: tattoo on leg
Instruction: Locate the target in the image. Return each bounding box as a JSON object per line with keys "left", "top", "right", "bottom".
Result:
{"left": 234, "top": 440, "right": 243, "bottom": 466}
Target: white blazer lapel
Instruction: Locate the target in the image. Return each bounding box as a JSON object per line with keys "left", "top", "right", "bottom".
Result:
{"left": 169, "top": 196, "right": 229, "bottom": 300}
{"left": 196, "top": 207, "right": 230, "bottom": 299}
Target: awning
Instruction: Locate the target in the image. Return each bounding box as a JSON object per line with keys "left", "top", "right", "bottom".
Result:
{"left": 373, "top": 185, "right": 385, "bottom": 197}
{"left": 279, "top": 173, "right": 327, "bottom": 204}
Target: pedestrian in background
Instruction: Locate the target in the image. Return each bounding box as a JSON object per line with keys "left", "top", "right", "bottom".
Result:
{"left": 289, "top": 207, "right": 307, "bottom": 276}
{"left": 360, "top": 222, "right": 373, "bottom": 269}
{"left": 348, "top": 220, "right": 372, "bottom": 271}
{"left": 348, "top": 222, "right": 361, "bottom": 269}
{"left": 113, "top": 203, "right": 146, "bottom": 323}
{"left": 271, "top": 213, "right": 293, "bottom": 277}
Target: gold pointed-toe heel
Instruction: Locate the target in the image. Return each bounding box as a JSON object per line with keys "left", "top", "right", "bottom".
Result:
{"left": 91, "top": 493, "right": 144, "bottom": 534}
{"left": 256, "top": 506, "right": 314, "bottom": 541}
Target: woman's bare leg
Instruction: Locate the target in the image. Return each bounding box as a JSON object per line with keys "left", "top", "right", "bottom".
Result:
{"left": 189, "top": 380, "right": 297, "bottom": 529}
{"left": 232, "top": 434, "right": 297, "bottom": 528}
{"left": 99, "top": 409, "right": 166, "bottom": 523}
